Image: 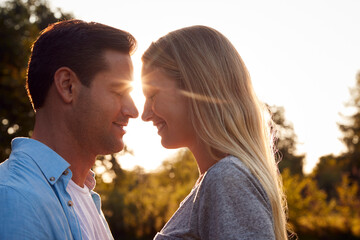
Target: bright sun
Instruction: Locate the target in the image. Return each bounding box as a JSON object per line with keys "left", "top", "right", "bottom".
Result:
{"left": 118, "top": 57, "right": 179, "bottom": 172}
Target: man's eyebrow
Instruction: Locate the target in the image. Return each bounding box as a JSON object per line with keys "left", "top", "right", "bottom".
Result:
{"left": 110, "top": 79, "right": 133, "bottom": 86}
{"left": 109, "top": 81, "right": 134, "bottom": 92}
{"left": 111, "top": 77, "right": 133, "bottom": 83}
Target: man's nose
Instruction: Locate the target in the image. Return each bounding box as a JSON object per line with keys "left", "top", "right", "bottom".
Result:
{"left": 122, "top": 98, "right": 139, "bottom": 118}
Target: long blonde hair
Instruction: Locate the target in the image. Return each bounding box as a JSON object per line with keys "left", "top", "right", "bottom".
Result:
{"left": 142, "top": 25, "right": 289, "bottom": 240}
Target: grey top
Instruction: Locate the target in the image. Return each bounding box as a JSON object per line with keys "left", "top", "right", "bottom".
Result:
{"left": 154, "top": 155, "right": 275, "bottom": 240}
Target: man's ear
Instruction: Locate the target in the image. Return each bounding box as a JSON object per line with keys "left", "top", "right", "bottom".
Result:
{"left": 53, "top": 67, "right": 79, "bottom": 104}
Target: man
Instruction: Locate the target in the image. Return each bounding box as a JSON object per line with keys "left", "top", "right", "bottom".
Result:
{"left": 0, "top": 20, "right": 138, "bottom": 239}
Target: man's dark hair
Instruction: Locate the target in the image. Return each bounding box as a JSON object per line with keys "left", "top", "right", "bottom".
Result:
{"left": 26, "top": 19, "right": 137, "bottom": 110}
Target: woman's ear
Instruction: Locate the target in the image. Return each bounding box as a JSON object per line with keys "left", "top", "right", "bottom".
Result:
{"left": 53, "top": 67, "right": 79, "bottom": 104}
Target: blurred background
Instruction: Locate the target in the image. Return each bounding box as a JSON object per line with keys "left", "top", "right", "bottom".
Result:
{"left": 1, "top": 0, "right": 360, "bottom": 239}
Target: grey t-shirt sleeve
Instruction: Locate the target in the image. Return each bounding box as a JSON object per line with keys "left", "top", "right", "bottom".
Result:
{"left": 197, "top": 158, "right": 275, "bottom": 240}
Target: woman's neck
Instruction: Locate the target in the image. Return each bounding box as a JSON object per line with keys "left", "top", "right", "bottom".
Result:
{"left": 190, "top": 141, "right": 226, "bottom": 174}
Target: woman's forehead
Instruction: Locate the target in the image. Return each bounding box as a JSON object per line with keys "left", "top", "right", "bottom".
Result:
{"left": 141, "top": 67, "right": 176, "bottom": 88}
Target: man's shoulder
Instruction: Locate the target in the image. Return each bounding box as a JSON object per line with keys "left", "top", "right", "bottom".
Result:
{"left": 0, "top": 151, "right": 41, "bottom": 185}
{"left": 0, "top": 168, "right": 50, "bottom": 225}
{"left": 0, "top": 174, "right": 73, "bottom": 240}
{"left": 0, "top": 152, "right": 53, "bottom": 204}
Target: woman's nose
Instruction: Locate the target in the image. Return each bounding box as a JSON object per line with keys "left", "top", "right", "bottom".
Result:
{"left": 141, "top": 100, "right": 153, "bottom": 121}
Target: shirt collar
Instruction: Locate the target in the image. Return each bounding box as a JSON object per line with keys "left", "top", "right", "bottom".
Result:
{"left": 11, "top": 137, "right": 97, "bottom": 189}
{"left": 11, "top": 137, "right": 70, "bottom": 185}
{"left": 85, "top": 170, "right": 96, "bottom": 190}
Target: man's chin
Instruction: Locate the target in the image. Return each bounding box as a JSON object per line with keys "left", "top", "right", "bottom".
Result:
{"left": 112, "top": 141, "right": 125, "bottom": 154}
{"left": 99, "top": 140, "right": 124, "bottom": 155}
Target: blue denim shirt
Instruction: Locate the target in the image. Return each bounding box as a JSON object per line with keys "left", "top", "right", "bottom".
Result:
{"left": 0, "top": 138, "right": 113, "bottom": 240}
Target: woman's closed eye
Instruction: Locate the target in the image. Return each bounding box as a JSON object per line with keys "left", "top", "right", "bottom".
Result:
{"left": 145, "top": 89, "right": 157, "bottom": 101}
{"left": 149, "top": 94, "right": 156, "bottom": 101}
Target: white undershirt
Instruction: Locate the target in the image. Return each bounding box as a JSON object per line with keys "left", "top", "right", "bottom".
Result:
{"left": 66, "top": 180, "right": 111, "bottom": 240}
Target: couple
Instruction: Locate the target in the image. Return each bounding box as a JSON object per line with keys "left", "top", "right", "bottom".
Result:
{"left": 0, "top": 20, "right": 289, "bottom": 240}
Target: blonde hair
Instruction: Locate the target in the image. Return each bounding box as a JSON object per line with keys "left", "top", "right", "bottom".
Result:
{"left": 142, "top": 25, "right": 289, "bottom": 240}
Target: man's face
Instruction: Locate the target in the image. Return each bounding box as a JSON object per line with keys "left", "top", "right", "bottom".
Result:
{"left": 72, "top": 50, "right": 138, "bottom": 155}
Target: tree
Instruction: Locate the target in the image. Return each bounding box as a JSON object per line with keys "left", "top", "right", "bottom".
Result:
{"left": 315, "top": 72, "right": 360, "bottom": 198}
{"left": 0, "top": 0, "right": 72, "bottom": 162}
{"left": 335, "top": 175, "right": 360, "bottom": 237}
{"left": 269, "top": 105, "right": 305, "bottom": 175}
{"left": 281, "top": 169, "right": 334, "bottom": 239}
{"left": 313, "top": 154, "right": 344, "bottom": 199}
{"left": 338, "top": 72, "right": 360, "bottom": 182}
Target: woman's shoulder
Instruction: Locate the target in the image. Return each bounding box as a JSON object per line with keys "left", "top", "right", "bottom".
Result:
{"left": 204, "top": 155, "right": 253, "bottom": 182}
{"left": 200, "top": 155, "right": 271, "bottom": 206}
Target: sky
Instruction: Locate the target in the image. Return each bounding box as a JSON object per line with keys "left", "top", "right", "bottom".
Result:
{"left": 41, "top": 0, "right": 360, "bottom": 173}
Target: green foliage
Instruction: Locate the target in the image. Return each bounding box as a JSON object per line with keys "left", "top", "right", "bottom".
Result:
{"left": 0, "top": 0, "right": 72, "bottom": 162}
{"left": 335, "top": 175, "right": 360, "bottom": 237}
{"left": 284, "top": 170, "right": 360, "bottom": 239}
{"left": 282, "top": 169, "right": 335, "bottom": 239}
{"left": 313, "top": 154, "right": 344, "bottom": 199}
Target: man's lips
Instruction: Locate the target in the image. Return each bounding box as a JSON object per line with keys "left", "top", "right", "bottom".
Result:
{"left": 153, "top": 121, "right": 166, "bottom": 133}
{"left": 113, "top": 122, "right": 128, "bottom": 134}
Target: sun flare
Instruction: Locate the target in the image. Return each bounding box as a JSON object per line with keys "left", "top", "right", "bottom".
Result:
{"left": 118, "top": 57, "right": 179, "bottom": 172}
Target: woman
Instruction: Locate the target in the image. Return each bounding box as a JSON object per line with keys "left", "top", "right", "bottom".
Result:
{"left": 141, "top": 26, "right": 290, "bottom": 240}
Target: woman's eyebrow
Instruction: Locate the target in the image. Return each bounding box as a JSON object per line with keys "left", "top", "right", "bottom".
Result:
{"left": 142, "top": 83, "right": 157, "bottom": 95}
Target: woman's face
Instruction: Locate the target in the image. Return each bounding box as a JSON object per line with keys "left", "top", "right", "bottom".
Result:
{"left": 141, "top": 67, "right": 196, "bottom": 149}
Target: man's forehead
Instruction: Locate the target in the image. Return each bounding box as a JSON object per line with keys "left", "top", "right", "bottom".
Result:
{"left": 104, "top": 50, "right": 133, "bottom": 75}
{"left": 116, "top": 66, "right": 134, "bottom": 81}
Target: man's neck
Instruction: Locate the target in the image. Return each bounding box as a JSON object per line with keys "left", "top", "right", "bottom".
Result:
{"left": 32, "top": 115, "right": 95, "bottom": 188}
